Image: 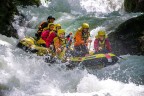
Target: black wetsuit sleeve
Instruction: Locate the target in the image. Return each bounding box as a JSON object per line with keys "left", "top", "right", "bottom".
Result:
{"left": 41, "top": 22, "right": 48, "bottom": 29}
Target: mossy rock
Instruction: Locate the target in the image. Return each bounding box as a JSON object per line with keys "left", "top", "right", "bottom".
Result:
{"left": 109, "top": 14, "right": 144, "bottom": 55}
{"left": 124, "top": 0, "right": 137, "bottom": 12}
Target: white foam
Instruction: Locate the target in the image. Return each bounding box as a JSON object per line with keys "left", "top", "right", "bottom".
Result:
{"left": 77, "top": 74, "right": 144, "bottom": 96}
{"left": 80, "top": 0, "right": 124, "bottom": 14}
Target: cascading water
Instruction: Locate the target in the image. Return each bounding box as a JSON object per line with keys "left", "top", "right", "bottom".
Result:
{"left": 0, "top": 0, "right": 144, "bottom": 96}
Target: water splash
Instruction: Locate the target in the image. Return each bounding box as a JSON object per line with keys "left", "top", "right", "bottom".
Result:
{"left": 80, "top": 0, "right": 124, "bottom": 14}
{"left": 40, "top": 0, "right": 124, "bottom": 15}
{"left": 40, "top": 0, "right": 51, "bottom": 7}
{"left": 77, "top": 74, "right": 144, "bottom": 96}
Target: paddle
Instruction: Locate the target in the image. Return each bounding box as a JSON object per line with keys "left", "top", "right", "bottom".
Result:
{"left": 88, "top": 41, "right": 91, "bottom": 51}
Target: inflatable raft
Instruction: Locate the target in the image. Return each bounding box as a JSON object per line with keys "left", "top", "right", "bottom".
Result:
{"left": 17, "top": 37, "right": 50, "bottom": 56}
{"left": 67, "top": 53, "right": 119, "bottom": 69}
{"left": 17, "top": 37, "right": 119, "bottom": 70}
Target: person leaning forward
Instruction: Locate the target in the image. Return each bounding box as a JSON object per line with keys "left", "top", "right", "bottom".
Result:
{"left": 53, "top": 29, "right": 68, "bottom": 62}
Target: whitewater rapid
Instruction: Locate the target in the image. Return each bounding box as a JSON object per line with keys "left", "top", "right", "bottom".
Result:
{"left": 0, "top": 0, "right": 144, "bottom": 96}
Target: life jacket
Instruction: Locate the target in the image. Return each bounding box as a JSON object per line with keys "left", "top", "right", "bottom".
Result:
{"left": 82, "top": 31, "right": 90, "bottom": 43}
{"left": 39, "top": 30, "right": 56, "bottom": 47}
{"left": 54, "top": 37, "right": 67, "bottom": 49}
{"left": 49, "top": 31, "right": 57, "bottom": 44}
{"left": 98, "top": 39, "right": 106, "bottom": 49}
{"left": 41, "top": 30, "right": 50, "bottom": 41}
{"left": 74, "top": 28, "right": 90, "bottom": 46}
{"left": 59, "top": 37, "right": 67, "bottom": 48}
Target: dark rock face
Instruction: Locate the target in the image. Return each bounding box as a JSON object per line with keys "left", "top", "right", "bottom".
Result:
{"left": 0, "top": 0, "right": 18, "bottom": 38}
{"left": 124, "top": 0, "right": 144, "bottom": 12}
{"left": 0, "top": 0, "right": 40, "bottom": 38}
{"left": 124, "top": 0, "right": 137, "bottom": 12}
{"left": 136, "top": 0, "right": 144, "bottom": 12}
{"left": 109, "top": 14, "right": 144, "bottom": 55}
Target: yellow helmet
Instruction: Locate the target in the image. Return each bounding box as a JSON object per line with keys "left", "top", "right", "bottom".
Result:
{"left": 98, "top": 30, "right": 106, "bottom": 36}
{"left": 82, "top": 23, "right": 89, "bottom": 29}
{"left": 57, "top": 29, "right": 65, "bottom": 37}
{"left": 55, "top": 24, "right": 61, "bottom": 27}
{"left": 48, "top": 23, "right": 55, "bottom": 28}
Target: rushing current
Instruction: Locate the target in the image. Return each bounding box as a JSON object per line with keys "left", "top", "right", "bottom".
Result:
{"left": 0, "top": 0, "right": 144, "bottom": 96}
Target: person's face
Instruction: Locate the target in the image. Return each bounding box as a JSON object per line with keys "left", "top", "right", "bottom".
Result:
{"left": 99, "top": 35, "right": 105, "bottom": 40}
{"left": 83, "top": 28, "right": 89, "bottom": 32}
{"left": 48, "top": 19, "right": 55, "bottom": 23}
{"left": 59, "top": 33, "right": 65, "bottom": 39}
{"left": 49, "top": 25, "right": 55, "bottom": 31}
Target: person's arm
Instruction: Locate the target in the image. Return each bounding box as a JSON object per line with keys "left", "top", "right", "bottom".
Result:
{"left": 94, "top": 39, "right": 99, "bottom": 52}
{"left": 54, "top": 38, "right": 61, "bottom": 53}
{"left": 39, "top": 22, "right": 48, "bottom": 29}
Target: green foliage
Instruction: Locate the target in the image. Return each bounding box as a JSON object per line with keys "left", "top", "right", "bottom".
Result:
{"left": 0, "top": 0, "right": 41, "bottom": 38}
{"left": 13, "top": 0, "right": 41, "bottom": 7}
{"left": 0, "top": 0, "right": 18, "bottom": 37}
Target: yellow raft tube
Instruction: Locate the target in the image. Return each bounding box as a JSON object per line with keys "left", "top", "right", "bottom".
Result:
{"left": 17, "top": 37, "right": 51, "bottom": 56}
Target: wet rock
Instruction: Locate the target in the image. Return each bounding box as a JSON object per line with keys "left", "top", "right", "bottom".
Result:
{"left": 139, "top": 35, "right": 144, "bottom": 54}
{"left": 109, "top": 14, "right": 144, "bottom": 55}
{"left": 124, "top": 0, "right": 144, "bottom": 12}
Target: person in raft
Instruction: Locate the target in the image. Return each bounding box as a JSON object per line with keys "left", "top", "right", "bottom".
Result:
{"left": 94, "top": 30, "right": 112, "bottom": 53}
{"left": 73, "top": 23, "right": 92, "bottom": 57}
{"left": 35, "top": 16, "right": 55, "bottom": 39}
{"left": 53, "top": 29, "right": 69, "bottom": 62}
{"left": 36, "top": 23, "right": 55, "bottom": 47}
{"left": 54, "top": 23, "right": 61, "bottom": 33}
{"left": 41, "top": 23, "right": 57, "bottom": 48}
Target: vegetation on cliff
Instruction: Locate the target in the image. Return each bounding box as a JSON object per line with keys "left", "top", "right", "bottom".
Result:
{"left": 0, "top": 0, "right": 41, "bottom": 38}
